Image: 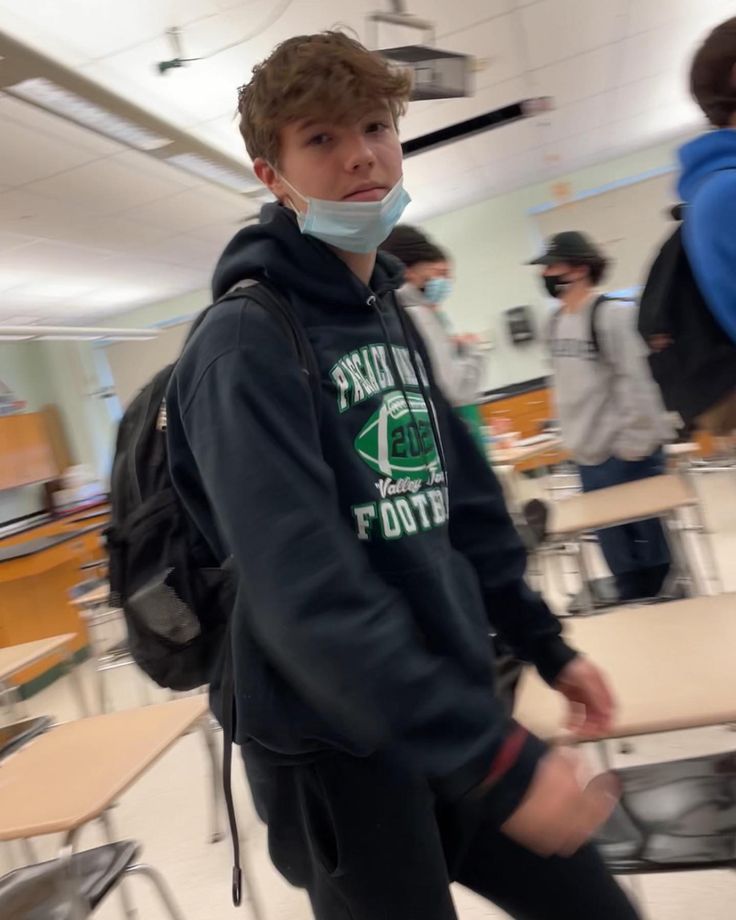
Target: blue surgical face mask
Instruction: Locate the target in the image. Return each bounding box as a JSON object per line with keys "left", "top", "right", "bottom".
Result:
{"left": 424, "top": 276, "right": 453, "bottom": 305}
{"left": 280, "top": 176, "right": 411, "bottom": 253}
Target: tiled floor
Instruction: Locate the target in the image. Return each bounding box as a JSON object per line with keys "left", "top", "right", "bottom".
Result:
{"left": 2, "top": 468, "right": 735, "bottom": 919}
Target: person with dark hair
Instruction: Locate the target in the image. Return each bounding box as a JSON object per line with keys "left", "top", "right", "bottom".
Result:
{"left": 676, "top": 16, "right": 736, "bottom": 431}
{"left": 381, "top": 225, "right": 488, "bottom": 410}
{"left": 529, "top": 231, "right": 673, "bottom": 603}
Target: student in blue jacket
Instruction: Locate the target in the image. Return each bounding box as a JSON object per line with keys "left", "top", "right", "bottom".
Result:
{"left": 679, "top": 17, "right": 736, "bottom": 344}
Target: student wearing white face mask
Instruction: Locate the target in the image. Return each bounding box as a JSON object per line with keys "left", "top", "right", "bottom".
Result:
{"left": 381, "top": 225, "right": 488, "bottom": 411}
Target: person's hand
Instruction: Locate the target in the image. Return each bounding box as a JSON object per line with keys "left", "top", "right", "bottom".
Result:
{"left": 501, "top": 748, "right": 619, "bottom": 857}
{"left": 553, "top": 656, "right": 615, "bottom": 739}
{"left": 455, "top": 332, "right": 480, "bottom": 345}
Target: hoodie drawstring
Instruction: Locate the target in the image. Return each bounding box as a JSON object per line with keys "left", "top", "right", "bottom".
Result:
{"left": 368, "top": 294, "right": 450, "bottom": 493}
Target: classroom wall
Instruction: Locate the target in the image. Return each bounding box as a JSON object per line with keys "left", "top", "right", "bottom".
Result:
{"left": 422, "top": 136, "right": 687, "bottom": 391}
{"left": 0, "top": 133, "right": 693, "bottom": 495}
{"left": 0, "top": 341, "right": 56, "bottom": 520}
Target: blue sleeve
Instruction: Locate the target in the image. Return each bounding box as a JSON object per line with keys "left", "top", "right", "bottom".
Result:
{"left": 685, "top": 172, "right": 736, "bottom": 344}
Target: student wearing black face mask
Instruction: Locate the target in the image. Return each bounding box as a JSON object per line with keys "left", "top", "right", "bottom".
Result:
{"left": 529, "top": 232, "right": 674, "bottom": 603}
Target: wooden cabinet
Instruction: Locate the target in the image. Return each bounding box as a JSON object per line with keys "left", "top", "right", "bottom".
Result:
{"left": 479, "top": 385, "right": 569, "bottom": 472}
{"left": 0, "top": 412, "right": 58, "bottom": 491}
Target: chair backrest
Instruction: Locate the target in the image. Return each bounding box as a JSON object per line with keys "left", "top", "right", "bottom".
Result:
{"left": 0, "top": 856, "right": 89, "bottom": 920}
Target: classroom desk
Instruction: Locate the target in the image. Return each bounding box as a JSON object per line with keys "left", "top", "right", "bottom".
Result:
{"left": 0, "top": 695, "right": 209, "bottom": 845}
{"left": 491, "top": 436, "right": 564, "bottom": 468}
{"left": 546, "top": 474, "right": 699, "bottom": 612}
{"left": 0, "top": 634, "right": 76, "bottom": 684}
{"left": 547, "top": 474, "right": 695, "bottom": 538}
{"left": 0, "top": 509, "right": 108, "bottom": 689}
{"left": 513, "top": 594, "right": 736, "bottom": 742}
{"left": 0, "top": 633, "right": 88, "bottom": 717}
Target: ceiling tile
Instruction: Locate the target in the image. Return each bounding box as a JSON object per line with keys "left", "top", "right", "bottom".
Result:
{"left": 521, "top": 0, "right": 627, "bottom": 70}
{"left": 119, "top": 186, "right": 254, "bottom": 233}
{"left": 0, "top": 114, "right": 102, "bottom": 186}
{"left": 625, "top": 0, "right": 728, "bottom": 36}
{"left": 529, "top": 45, "right": 616, "bottom": 108}
{"left": 439, "top": 12, "right": 524, "bottom": 86}
{"left": 25, "top": 157, "right": 196, "bottom": 215}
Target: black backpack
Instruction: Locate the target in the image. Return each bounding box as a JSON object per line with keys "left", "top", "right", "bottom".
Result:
{"left": 106, "top": 279, "right": 319, "bottom": 692}
{"left": 106, "top": 278, "right": 320, "bottom": 906}
{"left": 638, "top": 204, "right": 736, "bottom": 426}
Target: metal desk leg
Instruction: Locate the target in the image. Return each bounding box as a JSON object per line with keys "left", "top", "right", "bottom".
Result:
{"left": 690, "top": 499, "right": 724, "bottom": 595}
{"left": 575, "top": 535, "right": 595, "bottom": 616}
{"left": 19, "top": 837, "right": 37, "bottom": 865}
{"left": 63, "top": 649, "right": 90, "bottom": 718}
{"left": 0, "top": 679, "right": 20, "bottom": 721}
{"left": 100, "top": 809, "right": 137, "bottom": 919}
{"left": 199, "top": 717, "right": 224, "bottom": 844}
{"left": 124, "top": 864, "right": 187, "bottom": 920}
{"left": 664, "top": 513, "right": 697, "bottom": 597}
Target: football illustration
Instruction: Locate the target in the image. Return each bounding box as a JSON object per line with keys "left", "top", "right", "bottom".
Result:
{"left": 355, "top": 391, "right": 439, "bottom": 480}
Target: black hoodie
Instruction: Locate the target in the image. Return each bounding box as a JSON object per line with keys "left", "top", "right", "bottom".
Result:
{"left": 166, "top": 203, "right": 575, "bottom": 813}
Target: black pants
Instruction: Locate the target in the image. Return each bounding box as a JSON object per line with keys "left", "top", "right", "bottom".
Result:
{"left": 243, "top": 747, "right": 639, "bottom": 920}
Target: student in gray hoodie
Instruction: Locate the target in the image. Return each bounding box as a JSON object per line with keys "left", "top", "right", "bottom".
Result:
{"left": 530, "top": 231, "right": 673, "bottom": 602}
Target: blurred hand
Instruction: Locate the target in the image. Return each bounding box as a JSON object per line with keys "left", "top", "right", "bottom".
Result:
{"left": 453, "top": 333, "right": 480, "bottom": 346}
{"left": 554, "top": 656, "right": 615, "bottom": 739}
{"left": 501, "top": 748, "right": 619, "bottom": 857}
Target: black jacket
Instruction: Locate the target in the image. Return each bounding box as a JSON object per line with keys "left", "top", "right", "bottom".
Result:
{"left": 166, "top": 203, "right": 575, "bottom": 812}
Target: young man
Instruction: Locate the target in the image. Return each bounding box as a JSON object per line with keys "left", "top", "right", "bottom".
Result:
{"left": 531, "top": 231, "right": 673, "bottom": 603}
{"left": 167, "top": 33, "right": 636, "bottom": 920}
{"left": 677, "top": 16, "right": 736, "bottom": 431}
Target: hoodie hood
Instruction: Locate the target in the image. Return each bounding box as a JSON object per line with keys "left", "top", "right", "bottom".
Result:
{"left": 678, "top": 129, "right": 736, "bottom": 201}
{"left": 212, "top": 202, "right": 404, "bottom": 308}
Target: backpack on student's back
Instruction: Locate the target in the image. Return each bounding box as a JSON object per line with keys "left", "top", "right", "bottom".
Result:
{"left": 548, "top": 293, "right": 621, "bottom": 359}
{"left": 638, "top": 205, "right": 736, "bottom": 427}
{"left": 105, "top": 279, "right": 320, "bottom": 692}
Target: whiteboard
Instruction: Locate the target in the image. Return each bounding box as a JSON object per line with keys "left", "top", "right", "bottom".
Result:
{"left": 104, "top": 321, "right": 193, "bottom": 409}
{"left": 531, "top": 172, "right": 679, "bottom": 293}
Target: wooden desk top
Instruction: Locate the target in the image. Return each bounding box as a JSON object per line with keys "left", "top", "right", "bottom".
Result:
{"left": 0, "top": 634, "right": 76, "bottom": 682}
{"left": 0, "top": 695, "right": 208, "bottom": 840}
{"left": 0, "top": 522, "right": 105, "bottom": 565}
{"left": 514, "top": 594, "right": 736, "bottom": 742}
{"left": 548, "top": 474, "right": 694, "bottom": 538}
{"left": 492, "top": 436, "right": 562, "bottom": 467}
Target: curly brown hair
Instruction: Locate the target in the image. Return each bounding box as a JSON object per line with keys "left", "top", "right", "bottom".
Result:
{"left": 690, "top": 16, "right": 736, "bottom": 127}
{"left": 238, "top": 31, "right": 413, "bottom": 165}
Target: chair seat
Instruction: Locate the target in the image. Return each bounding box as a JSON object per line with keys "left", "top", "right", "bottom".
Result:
{"left": 597, "top": 749, "right": 736, "bottom": 874}
{"left": 0, "top": 841, "right": 139, "bottom": 919}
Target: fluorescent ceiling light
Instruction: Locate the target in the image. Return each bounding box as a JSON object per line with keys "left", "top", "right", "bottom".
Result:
{"left": 0, "top": 325, "right": 158, "bottom": 342}
{"left": 40, "top": 334, "right": 106, "bottom": 341}
{"left": 7, "top": 77, "right": 172, "bottom": 151}
{"left": 166, "top": 153, "right": 258, "bottom": 192}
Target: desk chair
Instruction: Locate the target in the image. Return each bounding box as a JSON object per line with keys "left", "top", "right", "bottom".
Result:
{"left": 0, "top": 841, "right": 186, "bottom": 920}
{"left": 597, "top": 749, "right": 736, "bottom": 910}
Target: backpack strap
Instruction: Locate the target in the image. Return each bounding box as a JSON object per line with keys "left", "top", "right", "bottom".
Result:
{"left": 548, "top": 294, "right": 610, "bottom": 359}
{"left": 209, "top": 278, "right": 322, "bottom": 425}
{"left": 589, "top": 294, "right": 610, "bottom": 358}
{"left": 188, "top": 279, "right": 322, "bottom": 906}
